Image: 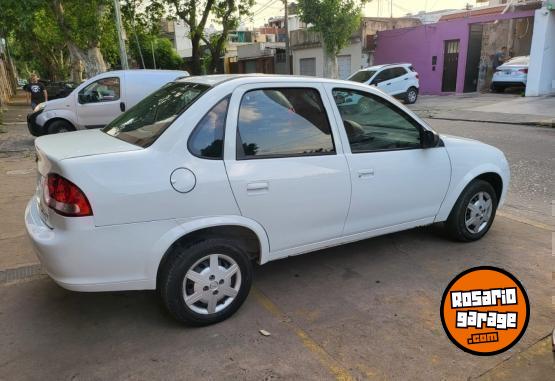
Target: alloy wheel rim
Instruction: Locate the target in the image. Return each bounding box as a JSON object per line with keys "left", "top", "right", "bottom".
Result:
{"left": 465, "top": 191, "right": 493, "bottom": 234}
{"left": 182, "top": 253, "right": 241, "bottom": 315}
{"left": 408, "top": 90, "right": 417, "bottom": 102}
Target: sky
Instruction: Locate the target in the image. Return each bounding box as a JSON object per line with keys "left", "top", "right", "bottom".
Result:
{"left": 247, "top": 0, "right": 484, "bottom": 27}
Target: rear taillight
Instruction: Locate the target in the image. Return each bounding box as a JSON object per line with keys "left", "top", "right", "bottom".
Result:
{"left": 415, "top": 74, "right": 419, "bottom": 79}
{"left": 44, "top": 174, "right": 92, "bottom": 217}
{"left": 518, "top": 68, "right": 528, "bottom": 74}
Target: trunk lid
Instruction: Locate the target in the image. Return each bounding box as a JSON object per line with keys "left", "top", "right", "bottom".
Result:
{"left": 35, "top": 129, "right": 141, "bottom": 175}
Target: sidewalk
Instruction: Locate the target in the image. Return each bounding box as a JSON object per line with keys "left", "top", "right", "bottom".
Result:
{"left": 0, "top": 90, "right": 38, "bottom": 271}
{"left": 409, "top": 93, "right": 555, "bottom": 127}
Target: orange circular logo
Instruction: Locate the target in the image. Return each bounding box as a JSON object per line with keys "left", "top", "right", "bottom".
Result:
{"left": 440, "top": 266, "right": 529, "bottom": 356}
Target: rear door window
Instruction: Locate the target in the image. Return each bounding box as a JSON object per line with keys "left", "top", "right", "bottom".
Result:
{"left": 236, "top": 88, "right": 335, "bottom": 159}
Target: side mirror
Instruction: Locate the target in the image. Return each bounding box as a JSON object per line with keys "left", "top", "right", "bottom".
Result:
{"left": 370, "top": 80, "right": 379, "bottom": 86}
{"left": 421, "top": 130, "right": 439, "bottom": 148}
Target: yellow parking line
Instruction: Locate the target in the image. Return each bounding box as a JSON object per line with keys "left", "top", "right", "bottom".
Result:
{"left": 497, "top": 211, "right": 553, "bottom": 231}
{"left": 252, "top": 287, "right": 354, "bottom": 381}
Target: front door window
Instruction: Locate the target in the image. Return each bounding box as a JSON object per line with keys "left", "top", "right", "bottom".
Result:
{"left": 79, "top": 77, "right": 121, "bottom": 104}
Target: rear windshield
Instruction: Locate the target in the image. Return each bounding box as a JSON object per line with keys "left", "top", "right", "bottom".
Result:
{"left": 103, "top": 82, "right": 210, "bottom": 147}
{"left": 348, "top": 70, "right": 376, "bottom": 83}
{"left": 506, "top": 56, "right": 529, "bottom": 66}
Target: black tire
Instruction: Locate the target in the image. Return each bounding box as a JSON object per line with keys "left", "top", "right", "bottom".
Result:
{"left": 404, "top": 87, "right": 418, "bottom": 104}
{"left": 47, "top": 119, "right": 74, "bottom": 134}
{"left": 446, "top": 180, "right": 498, "bottom": 242}
{"left": 159, "top": 238, "right": 253, "bottom": 326}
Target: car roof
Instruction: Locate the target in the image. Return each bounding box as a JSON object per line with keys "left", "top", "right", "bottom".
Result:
{"left": 91, "top": 69, "right": 189, "bottom": 79}
{"left": 176, "top": 74, "right": 365, "bottom": 87}
{"left": 358, "top": 63, "right": 413, "bottom": 72}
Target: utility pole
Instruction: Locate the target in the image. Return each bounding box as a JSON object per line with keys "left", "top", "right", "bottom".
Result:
{"left": 284, "top": 0, "right": 291, "bottom": 74}
{"left": 113, "top": 0, "right": 129, "bottom": 70}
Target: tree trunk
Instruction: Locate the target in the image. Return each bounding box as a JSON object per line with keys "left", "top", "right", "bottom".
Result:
{"left": 323, "top": 50, "right": 338, "bottom": 79}
{"left": 190, "top": 36, "right": 203, "bottom": 75}
{"left": 67, "top": 42, "right": 105, "bottom": 80}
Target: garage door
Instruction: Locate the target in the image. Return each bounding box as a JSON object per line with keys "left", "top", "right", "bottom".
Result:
{"left": 337, "top": 55, "right": 352, "bottom": 79}
{"left": 300, "top": 58, "right": 316, "bottom": 76}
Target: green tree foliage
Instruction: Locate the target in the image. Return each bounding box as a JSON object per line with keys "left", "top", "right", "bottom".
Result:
{"left": 130, "top": 35, "right": 183, "bottom": 70}
{"left": 150, "top": 0, "right": 254, "bottom": 75}
{"left": 0, "top": 0, "right": 69, "bottom": 79}
{"left": 120, "top": 0, "right": 183, "bottom": 70}
{"left": 297, "top": 0, "right": 368, "bottom": 78}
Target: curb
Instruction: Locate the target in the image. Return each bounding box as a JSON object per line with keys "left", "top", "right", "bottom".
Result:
{"left": 422, "top": 115, "right": 554, "bottom": 128}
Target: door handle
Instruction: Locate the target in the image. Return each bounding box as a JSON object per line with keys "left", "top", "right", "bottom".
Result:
{"left": 404, "top": 77, "right": 409, "bottom": 80}
{"left": 247, "top": 181, "right": 269, "bottom": 193}
{"left": 120, "top": 102, "right": 126, "bottom": 112}
{"left": 357, "top": 169, "right": 374, "bottom": 178}
{"left": 386, "top": 82, "right": 392, "bottom": 85}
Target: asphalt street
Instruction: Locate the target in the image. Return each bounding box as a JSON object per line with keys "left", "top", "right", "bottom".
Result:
{"left": 0, "top": 97, "right": 553, "bottom": 380}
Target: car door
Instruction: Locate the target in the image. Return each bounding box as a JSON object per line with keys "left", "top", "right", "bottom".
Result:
{"left": 224, "top": 83, "right": 351, "bottom": 254}
{"left": 76, "top": 74, "right": 124, "bottom": 128}
{"left": 390, "top": 67, "right": 410, "bottom": 95}
{"left": 326, "top": 85, "right": 451, "bottom": 234}
{"left": 374, "top": 68, "right": 397, "bottom": 95}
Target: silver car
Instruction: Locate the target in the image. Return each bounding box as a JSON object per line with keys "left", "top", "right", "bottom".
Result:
{"left": 491, "top": 56, "right": 529, "bottom": 93}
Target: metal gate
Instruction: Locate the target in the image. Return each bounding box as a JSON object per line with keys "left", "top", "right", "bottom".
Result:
{"left": 337, "top": 55, "right": 352, "bottom": 79}
{"left": 442, "top": 39, "right": 460, "bottom": 92}
{"left": 300, "top": 58, "right": 316, "bottom": 76}
{"left": 464, "top": 25, "right": 483, "bottom": 92}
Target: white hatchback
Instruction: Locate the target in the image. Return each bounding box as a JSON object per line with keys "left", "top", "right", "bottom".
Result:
{"left": 348, "top": 63, "right": 420, "bottom": 104}
{"left": 25, "top": 75, "right": 509, "bottom": 325}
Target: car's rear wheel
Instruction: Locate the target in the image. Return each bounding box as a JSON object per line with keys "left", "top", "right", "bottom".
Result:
{"left": 446, "top": 180, "right": 498, "bottom": 242}
{"left": 47, "top": 119, "right": 74, "bottom": 134}
{"left": 404, "top": 87, "right": 418, "bottom": 104}
{"left": 159, "top": 238, "right": 253, "bottom": 326}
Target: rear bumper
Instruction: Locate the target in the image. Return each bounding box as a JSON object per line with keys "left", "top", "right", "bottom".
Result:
{"left": 27, "top": 110, "right": 45, "bottom": 136}
{"left": 24, "top": 198, "right": 171, "bottom": 292}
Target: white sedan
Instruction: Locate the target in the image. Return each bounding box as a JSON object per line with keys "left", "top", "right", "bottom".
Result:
{"left": 491, "top": 56, "right": 529, "bottom": 92}
{"left": 25, "top": 75, "right": 510, "bottom": 325}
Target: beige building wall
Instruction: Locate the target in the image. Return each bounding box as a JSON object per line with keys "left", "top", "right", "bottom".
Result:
{"left": 292, "top": 41, "right": 363, "bottom": 78}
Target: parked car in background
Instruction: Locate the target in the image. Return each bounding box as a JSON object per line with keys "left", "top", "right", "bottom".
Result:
{"left": 42, "top": 80, "right": 79, "bottom": 100}
{"left": 25, "top": 75, "right": 509, "bottom": 326}
{"left": 491, "top": 56, "right": 529, "bottom": 93}
{"left": 348, "top": 63, "right": 420, "bottom": 104}
{"left": 27, "top": 69, "right": 189, "bottom": 136}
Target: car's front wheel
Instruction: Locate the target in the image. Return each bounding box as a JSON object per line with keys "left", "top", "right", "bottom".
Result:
{"left": 446, "top": 180, "right": 498, "bottom": 242}
{"left": 404, "top": 87, "right": 418, "bottom": 104}
{"left": 159, "top": 238, "right": 253, "bottom": 325}
{"left": 47, "top": 119, "right": 74, "bottom": 134}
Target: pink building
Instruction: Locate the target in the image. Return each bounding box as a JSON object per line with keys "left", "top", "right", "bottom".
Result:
{"left": 373, "top": 4, "right": 538, "bottom": 94}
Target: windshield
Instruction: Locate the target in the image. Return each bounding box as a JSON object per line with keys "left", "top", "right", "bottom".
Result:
{"left": 103, "top": 82, "right": 210, "bottom": 147}
{"left": 348, "top": 70, "right": 376, "bottom": 83}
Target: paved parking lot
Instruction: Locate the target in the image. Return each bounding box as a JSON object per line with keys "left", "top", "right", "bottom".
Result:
{"left": 0, "top": 97, "right": 553, "bottom": 380}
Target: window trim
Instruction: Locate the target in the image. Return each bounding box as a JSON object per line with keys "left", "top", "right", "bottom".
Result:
{"left": 332, "top": 87, "right": 426, "bottom": 154}
{"left": 235, "top": 87, "right": 337, "bottom": 160}
{"left": 187, "top": 95, "right": 231, "bottom": 160}
{"left": 78, "top": 76, "right": 121, "bottom": 105}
